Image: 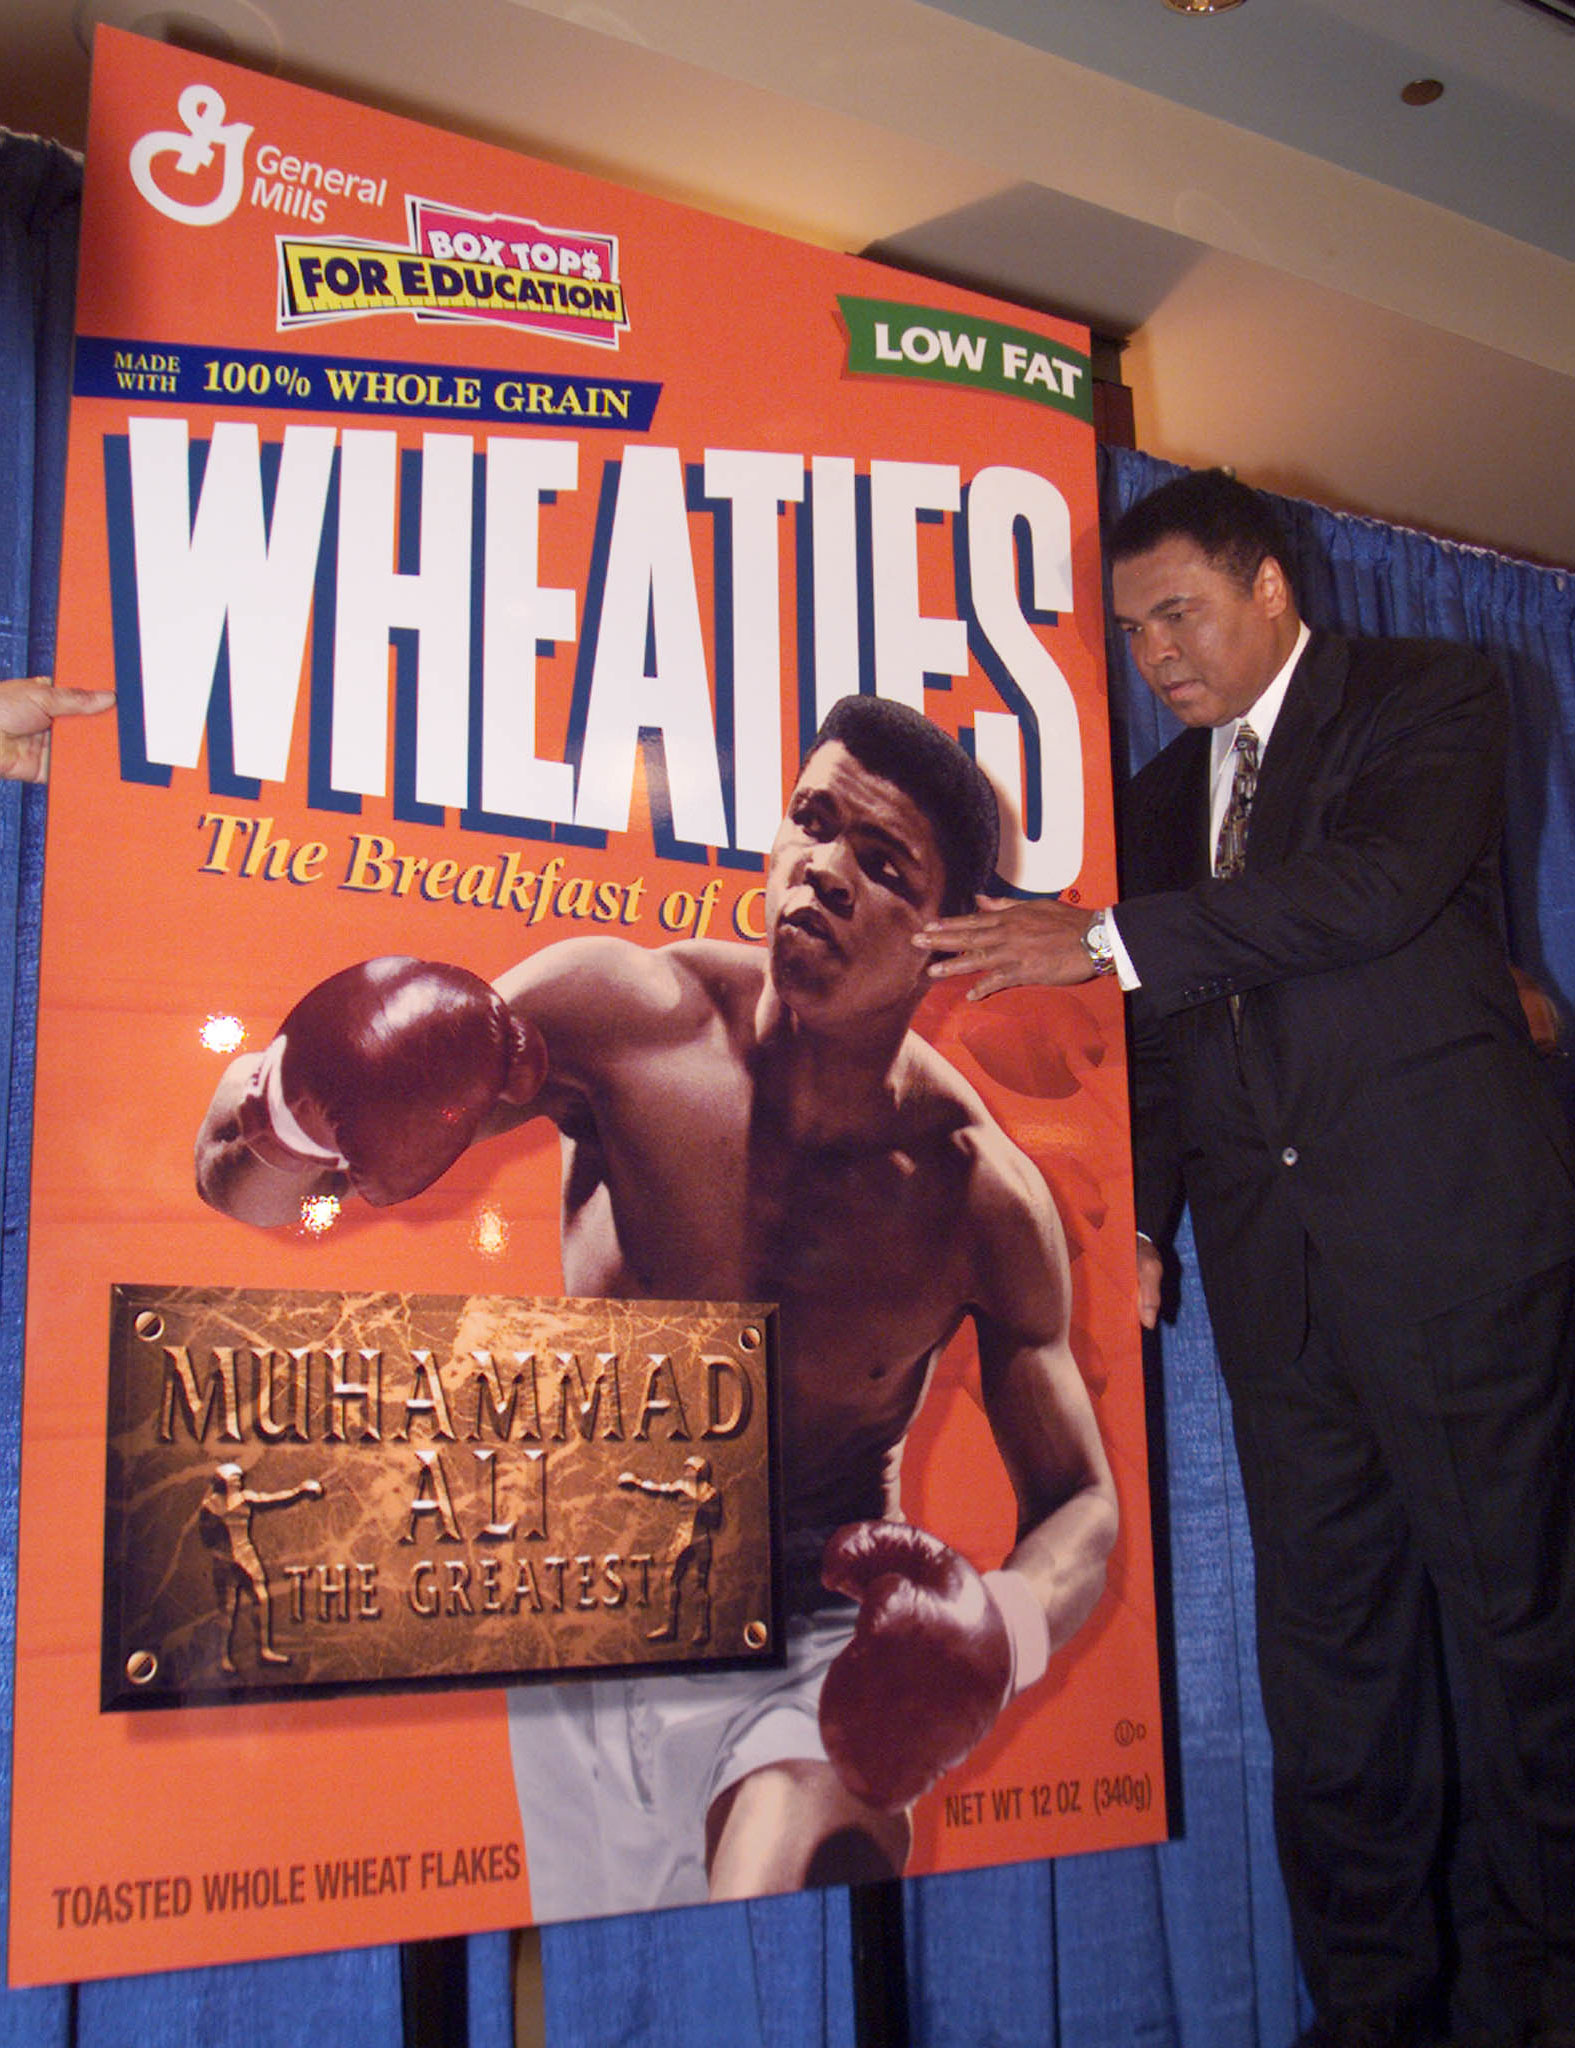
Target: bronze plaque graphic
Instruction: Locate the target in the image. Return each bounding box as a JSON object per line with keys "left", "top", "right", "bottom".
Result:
{"left": 102, "top": 1286, "right": 779, "bottom": 1708}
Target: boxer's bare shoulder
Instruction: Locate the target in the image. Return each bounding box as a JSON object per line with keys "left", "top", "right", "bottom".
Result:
{"left": 961, "top": 1111, "right": 1070, "bottom": 1313}
{"left": 889, "top": 1034, "right": 1068, "bottom": 1305}
{"left": 493, "top": 936, "right": 764, "bottom": 1066}
{"left": 483, "top": 937, "right": 769, "bottom": 1154}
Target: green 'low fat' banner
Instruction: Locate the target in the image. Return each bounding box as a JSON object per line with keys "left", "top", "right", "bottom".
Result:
{"left": 839, "top": 295, "right": 1093, "bottom": 421}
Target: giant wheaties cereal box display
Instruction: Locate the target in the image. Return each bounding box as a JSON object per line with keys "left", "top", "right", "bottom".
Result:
{"left": 9, "top": 27, "right": 1165, "bottom": 1983}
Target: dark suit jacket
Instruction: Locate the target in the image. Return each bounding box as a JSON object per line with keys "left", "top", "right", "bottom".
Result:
{"left": 1117, "top": 629, "right": 1575, "bottom": 1373}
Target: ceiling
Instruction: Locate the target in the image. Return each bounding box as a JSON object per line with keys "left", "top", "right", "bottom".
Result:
{"left": 929, "top": 0, "right": 1575, "bottom": 263}
{"left": 4, "top": 0, "right": 1575, "bottom": 565}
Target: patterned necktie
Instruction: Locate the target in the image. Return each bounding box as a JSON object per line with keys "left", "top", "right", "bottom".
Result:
{"left": 1215, "top": 722, "right": 1260, "bottom": 879}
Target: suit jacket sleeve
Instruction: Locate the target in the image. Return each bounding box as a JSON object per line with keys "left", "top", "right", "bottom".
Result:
{"left": 1127, "top": 994, "right": 1186, "bottom": 1248}
{"left": 1114, "top": 635, "right": 1508, "bottom": 1019}
{"left": 1117, "top": 734, "right": 1207, "bottom": 1250}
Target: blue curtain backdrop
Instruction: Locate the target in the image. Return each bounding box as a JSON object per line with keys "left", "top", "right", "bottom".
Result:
{"left": 5, "top": 137, "right": 1574, "bottom": 2044}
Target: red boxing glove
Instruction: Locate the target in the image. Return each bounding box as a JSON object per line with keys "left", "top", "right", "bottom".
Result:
{"left": 818, "top": 1520, "right": 1013, "bottom": 1811}
{"left": 245, "top": 957, "right": 546, "bottom": 1205}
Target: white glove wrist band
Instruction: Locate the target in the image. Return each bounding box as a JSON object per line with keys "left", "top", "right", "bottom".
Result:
{"left": 253, "top": 1036, "right": 348, "bottom": 1168}
{"left": 983, "top": 1566, "right": 1052, "bottom": 1699}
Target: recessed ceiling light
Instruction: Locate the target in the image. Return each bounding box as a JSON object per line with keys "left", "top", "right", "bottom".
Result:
{"left": 1400, "top": 78, "right": 1446, "bottom": 106}
{"left": 1163, "top": 0, "right": 1248, "bottom": 13}
{"left": 73, "top": 0, "right": 280, "bottom": 71}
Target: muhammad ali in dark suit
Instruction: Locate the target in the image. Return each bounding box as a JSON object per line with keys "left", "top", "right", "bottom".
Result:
{"left": 918, "top": 472, "right": 1575, "bottom": 2048}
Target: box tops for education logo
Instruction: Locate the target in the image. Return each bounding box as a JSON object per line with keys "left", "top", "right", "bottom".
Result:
{"left": 126, "top": 78, "right": 629, "bottom": 350}
{"left": 277, "top": 200, "right": 629, "bottom": 350}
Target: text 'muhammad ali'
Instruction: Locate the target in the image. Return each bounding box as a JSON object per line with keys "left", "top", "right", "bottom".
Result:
{"left": 101, "top": 1285, "right": 779, "bottom": 1708}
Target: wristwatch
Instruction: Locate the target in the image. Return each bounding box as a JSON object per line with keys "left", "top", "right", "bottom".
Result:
{"left": 1080, "top": 908, "right": 1118, "bottom": 977}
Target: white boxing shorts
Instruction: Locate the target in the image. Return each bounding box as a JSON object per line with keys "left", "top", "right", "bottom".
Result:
{"left": 506, "top": 1605, "right": 854, "bottom": 1921}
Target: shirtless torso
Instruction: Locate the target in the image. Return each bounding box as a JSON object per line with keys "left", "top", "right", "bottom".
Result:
{"left": 195, "top": 735, "right": 1116, "bottom": 1897}
{"left": 490, "top": 934, "right": 1096, "bottom": 1554}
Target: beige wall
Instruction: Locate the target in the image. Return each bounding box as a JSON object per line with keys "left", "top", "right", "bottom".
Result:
{"left": 1124, "top": 251, "right": 1575, "bottom": 568}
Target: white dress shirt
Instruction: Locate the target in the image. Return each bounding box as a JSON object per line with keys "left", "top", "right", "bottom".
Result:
{"left": 1108, "top": 621, "right": 1311, "bottom": 990}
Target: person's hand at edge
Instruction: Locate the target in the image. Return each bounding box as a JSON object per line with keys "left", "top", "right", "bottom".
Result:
{"left": 0, "top": 677, "right": 115, "bottom": 784}
{"left": 1136, "top": 1235, "right": 1163, "bottom": 1330}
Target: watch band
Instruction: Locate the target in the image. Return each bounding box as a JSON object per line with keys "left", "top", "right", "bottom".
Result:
{"left": 1080, "top": 908, "right": 1117, "bottom": 976}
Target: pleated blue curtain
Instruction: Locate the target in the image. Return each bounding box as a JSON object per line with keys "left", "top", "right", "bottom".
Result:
{"left": 540, "top": 1892, "right": 857, "bottom": 2045}
{"left": 7, "top": 141, "right": 1575, "bottom": 2044}
{"left": 1, "top": 127, "right": 80, "bottom": 2048}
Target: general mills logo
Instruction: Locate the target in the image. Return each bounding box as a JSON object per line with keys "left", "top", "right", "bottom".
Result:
{"left": 129, "top": 82, "right": 253, "bottom": 227}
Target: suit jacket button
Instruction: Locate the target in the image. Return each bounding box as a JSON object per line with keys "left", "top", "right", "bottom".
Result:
{"left": 1281, "top": 1146, "right": 1299, "bottom": 1166}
